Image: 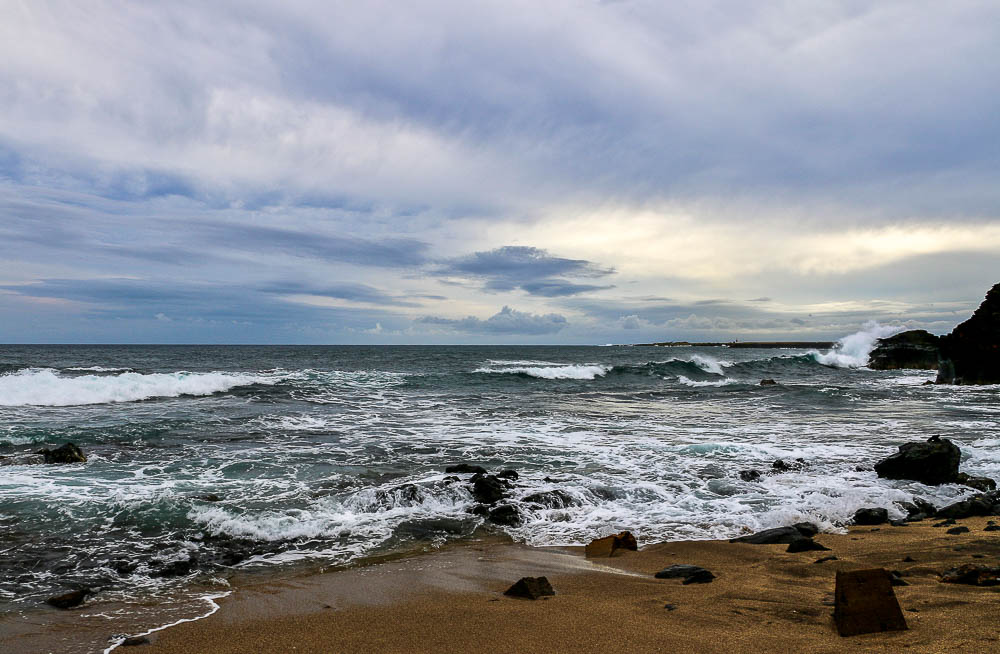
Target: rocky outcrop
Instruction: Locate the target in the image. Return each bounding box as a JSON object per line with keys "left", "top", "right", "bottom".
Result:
{"left": 934, "top": 492, "right": 1000, "bottom": 519}
{"left": 937, "top": 283, "right": 1000, "bottom": 384}
{"left": 868, "top": 330, "right": 940, "bottom": 370}
{"left": 874, "top": 436, "right": 960, "bottom": 485}
{"left": 37, "top": 442, "right": 87, "bottom": 464}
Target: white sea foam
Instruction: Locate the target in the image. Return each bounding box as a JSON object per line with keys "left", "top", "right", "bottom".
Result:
{"left": 676, "top": 375, "right": 735, "bottom": 387}
{"left": 0, "top": 368, "right": 277, "bottom": 406}
{"left": 66, "top": 366, "right": 134, "bottom": 372}
{"left": 474, "top": 364, "right": 612, "bottom": 380}
{"left": 688, "top": 354, "right": 730, "bottom": 375}
{"left": 810, "top": 321, "right": 904, "bottom": 368}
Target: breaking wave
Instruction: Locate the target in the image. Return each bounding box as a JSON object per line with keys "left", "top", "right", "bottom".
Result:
{"left": 809, "top": 322, "right": 905, "bottom": 369}
{"left": 0, "top": 368, "right": 277, "bottom": 406}
{"left": 474, "top": 363, "right": 612, "bottom": 380}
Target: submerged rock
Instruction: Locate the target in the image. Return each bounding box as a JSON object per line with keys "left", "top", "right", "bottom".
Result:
{"left": 874, "top": 435, "right": 960, "bottom": 485}
{"left": 486, "top": 504, "right": 522, "bottom": 526}
{"left": 937, "top": 283, "right": 1000, "bottom": 384}
{"left": 504, "top": 576, "right": 555, "bottom": 599}
{"left": 470, "top": 474, "right": 507, "bottom": 505}
{"left": 522, "top": 489, "right": 577, "bottom": 509}
{"left": 37, "top": 442, "right": 87, "bottom": 464}
{"left": 868, "top": 330, "right": 940, "bottom": 370}
{"left": 46, "top": 588, "right": 89, "bottom": 609}
{"left": 759, "top": 379, "right": 778, "bottom": 386}
{"left": 955, "top": 473, "right": 997, "bottom": 492}
{"left": 738, "top": 469, "right": 761, "bottom": 482}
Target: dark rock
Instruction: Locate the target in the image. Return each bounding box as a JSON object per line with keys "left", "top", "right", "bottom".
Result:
{"left": 903, "top": 556, "right": 915, "bottom": 562}
{"left": 46, "top": 589, "right": 89, "bottom": 609}
{"left": 889, "top": 570, "right": 909, "bottom": 587}
{"left": 495, "top": 469, "right": 519, "bottom": 480}
{"left": 890, "top": 520, "right": 909, "bottom": 527}
{"left": 985, "top": 524, "right": 1000, "bottom": 532}
{"left": 814, "top": 556, "right": 838, "bottom": 564}
{"left": 933, "top": 518, "right": 957, "bottom": 527}
{"left": 940, "top": 564, "right": 1000, "bottom": 586}
{"left": 874, "top": 435, "right": 961, "bottom": 485}
{"left": 730, "top": 525, "right": 814, "bottom": 545}
{"left": 772, "top": 458, "right": 806, "bottom": 473}
{"left": 852, "top": 508, "right": 889, "bottom": 526}
{"left": 738, "top": 469, "right": 761, "bottom": 482}
{"left": 936, "top": 493, "right": 998, "bottom": 519}
{"left": 446, "top": 464, "right": 487, "bottom": 474}
{"left": 121, "top": 636, "right": 151, "bottom": 647}
{"left": 663, "top": 603, "right": 678, "bottom": 610}
{"left": 654, "top": 564, "right": 715, "bottom": 584}
{"left": 197, "top": 494, "right": 222, "bottom": 502}
{"left": 522, "top": 489, "right": 576, "bottom": 509}
{"left": 759, "top": 379, "right": 778, "bottom": 386}
{"left": 947, "top": 526, "right": 970, "bottom": 535}
{"left": 487, "top": 504, "right": 522, "bottom": 526}
{"left": 955, "top": 473, "right": 997, "bottom": 492}
{"left": 868, "top": 330, "right": 940, "bottom": 370}
{"left": 470, "top": 475, "right": 506, "bottom": 504}
{"left": 786, "top": 537, "right": 830, "bottom": 553}
{"left": 899, "top": 498, "right": 937, "bottom": 520}
{"left": 37, "top": 442, "right": 87, "bottom": 464}
{"left": 504, "top": 576, "right": 555, "bottom": 599}
{"left": 792, "top": 522, "right": 820, "bottom": 538}
{"left": 834, "top": 569, "right": 907, "bottom": 636}
{"left": 585, "top": 531, "right": 638, "bottom": 558}
{"left": 152, "top": 558, "right": 197, "bottom": 578}
{"left": 936, "top": 283, "right": 1000, "bottom": 385}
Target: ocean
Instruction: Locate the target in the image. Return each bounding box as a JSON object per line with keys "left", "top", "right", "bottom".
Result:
{"left": 2, "top": 326, "right": 999, "bottom": 649}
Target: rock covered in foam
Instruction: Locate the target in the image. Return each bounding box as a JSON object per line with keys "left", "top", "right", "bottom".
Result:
{"left": 937, "top": 282, "right": 1000, "bottom": 384}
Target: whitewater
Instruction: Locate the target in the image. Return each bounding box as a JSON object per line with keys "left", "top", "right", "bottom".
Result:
{"left": 1, "top": 327, "right": 999, "bottom": 652}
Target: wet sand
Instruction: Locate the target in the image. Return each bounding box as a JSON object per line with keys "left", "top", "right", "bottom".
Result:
{"left": 132, "top": 517, "right": 1000, "bottom": 654}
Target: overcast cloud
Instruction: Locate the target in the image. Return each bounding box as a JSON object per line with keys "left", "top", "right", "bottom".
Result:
{"left": 0, "top": 1, "right": 997, "bottom": 343}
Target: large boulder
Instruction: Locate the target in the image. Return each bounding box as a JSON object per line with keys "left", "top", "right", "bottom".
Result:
{"left": 874, "top": 436, "right": 960, "bottom": 485}
{"left": 868, "top": 330, "right": 940, "bottom": 370}
{"left": 937, "top": 283, "right": 1000, "bottom": 384}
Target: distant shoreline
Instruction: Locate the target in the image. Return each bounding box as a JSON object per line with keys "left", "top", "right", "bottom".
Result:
{"left": 633, "top": 341, "right": 836, "bottom": 348}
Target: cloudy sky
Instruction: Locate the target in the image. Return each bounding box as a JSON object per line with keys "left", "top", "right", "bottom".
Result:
{"left": 1, "top": 1, "right": 998, "bottom": 344}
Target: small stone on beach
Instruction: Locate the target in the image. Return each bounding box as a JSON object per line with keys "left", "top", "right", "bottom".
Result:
{"left": 946, "top": 526, "right": 970, "bottom": 535}
{"left": 504, "top": 576, "right": 555, "bottom": 600}
{"left": 654, "top": 564, "right": 715, "bottom": 584}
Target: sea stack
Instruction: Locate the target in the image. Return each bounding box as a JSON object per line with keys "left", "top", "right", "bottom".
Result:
{"left": 936, "top": 283, "right": 1000, "bottom": 384}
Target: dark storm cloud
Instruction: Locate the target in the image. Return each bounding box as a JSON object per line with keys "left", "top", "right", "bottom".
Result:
{"left": 419, "top": 306, "right": 568, "bottom": 335}
{"left": 437, "top": 246, "right": 614, "bottom": 296}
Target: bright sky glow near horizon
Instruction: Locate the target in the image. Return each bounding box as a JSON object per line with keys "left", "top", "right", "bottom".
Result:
{"left": 1, "top": 0, "right": 998, "bottom": 344}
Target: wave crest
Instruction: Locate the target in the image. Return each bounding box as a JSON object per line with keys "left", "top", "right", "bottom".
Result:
{"left": 809, "top": 322, "right": 904, "bottom": 368}
{"left": 0, "top": 368, "right": 276, "bottom": 406}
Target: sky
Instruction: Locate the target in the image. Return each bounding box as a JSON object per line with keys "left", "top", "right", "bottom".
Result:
{"left": 1, "top": 0, "right": 998, "bottom": 344}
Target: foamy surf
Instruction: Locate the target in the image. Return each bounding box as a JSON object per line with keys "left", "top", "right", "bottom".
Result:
{"left": 0, "top": 368, "right": 277, "bottom": 406}
{"left": 474, "top": 363, "right": 612, "bottom": 380}
{"left": 809, "top": 321, "right": 904, "bottom": 368}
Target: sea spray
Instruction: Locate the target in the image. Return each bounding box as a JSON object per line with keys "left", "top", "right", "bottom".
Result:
{"left": 810, "top": 322, "right": 905, "bottom": 368}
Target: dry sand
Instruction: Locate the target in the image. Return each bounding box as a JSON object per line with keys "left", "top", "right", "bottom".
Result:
{"left": 130, "top": 517, "right": 1000, "bottom": 654}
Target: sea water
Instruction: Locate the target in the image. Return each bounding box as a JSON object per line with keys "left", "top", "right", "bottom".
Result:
{"left": 1, "top": 326, "right": 999, "bottom": 639}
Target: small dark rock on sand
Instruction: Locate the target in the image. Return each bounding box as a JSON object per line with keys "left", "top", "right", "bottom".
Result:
{"left": 729, "top": 523, "right": 818, "bottom": 545}
{"left": 585, "top": 531, "right": 638, "bottom": 558}
{"left": 786, "top": 537, "right": 830, "bottom": 553}
{"left": 940, "top": 564, "right": 1000, "bottom": 586}
{"left": 985, "top": 524, "right": 1000, "bottom": 532}
{"left": 946, "top": 526, "right": 970, "bottom": 535}
{"left": 655, "top": 564, "right": 715, "bottom": 584}
{"left": 37, "top": 442, "right": 87, "bottom": 464}
{"left": 814, "top": 556, "right": 838, "bottom": 564}
{"left": 46, "top": 589, "right": 89, "bottom": 609}
{"left": 504, "top": 576, "right": 555, "bottom": 599}
{"left": 122, "top": 636, "right": 151, "bottom": 647}
{"left": 889, "top": 571, "right": 909, "bottom": 587}
{"left": 852, "top": 508, "right": 889, "bottom": 526}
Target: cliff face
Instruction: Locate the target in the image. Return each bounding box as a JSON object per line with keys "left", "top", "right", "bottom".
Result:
{"left": 937, "top": 283, "right": 1000, "bottom": 384}
{"left": 868, "top": 330, "right": 940, "bottom": 370}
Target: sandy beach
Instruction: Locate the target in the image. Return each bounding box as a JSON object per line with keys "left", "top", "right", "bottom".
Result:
{"left": 82, "top": 516, "right": 997, "bottom": 654}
